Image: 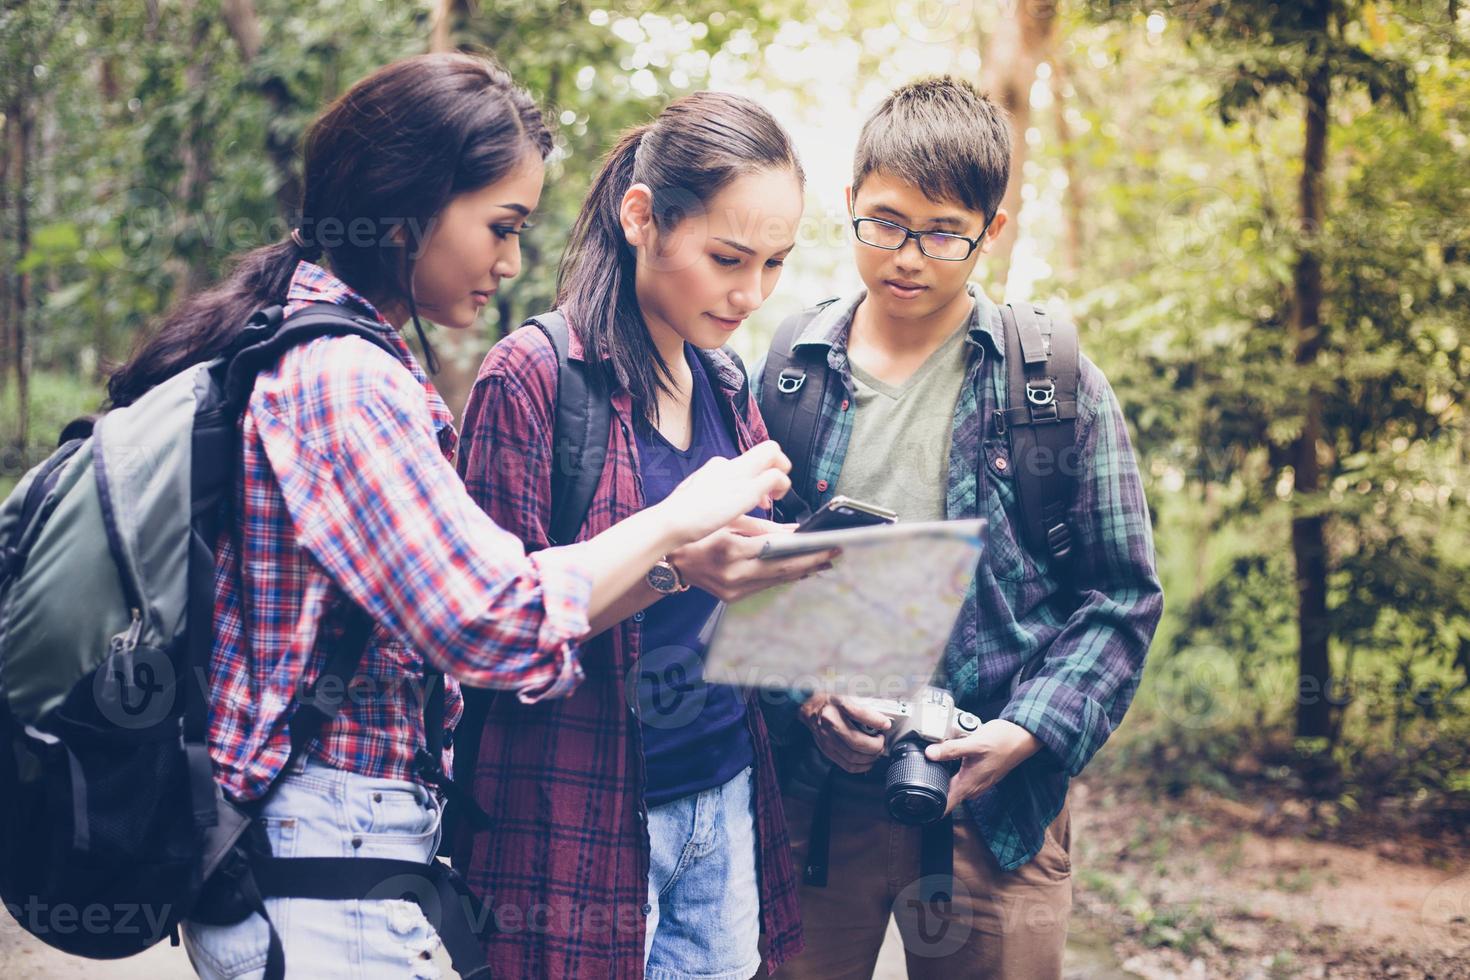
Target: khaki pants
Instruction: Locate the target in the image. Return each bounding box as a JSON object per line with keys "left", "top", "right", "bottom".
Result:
{"left": 771, "top": 773, "right": 1072, "bottom": 980}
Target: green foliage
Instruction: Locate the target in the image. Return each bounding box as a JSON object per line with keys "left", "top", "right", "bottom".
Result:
{"left": 1051, "top": 2, "right": 1469, "bottom": 818}
{"left": 0, "top": 0, "right": 800, "bottom": 444}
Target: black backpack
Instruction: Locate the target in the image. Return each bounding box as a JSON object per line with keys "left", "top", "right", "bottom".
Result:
{"left": 531, "top": 309, "right": 754, "bottom": 546}
{"left": 0, "top": 303, "right": 492, "bottom": 979}
{"left": 757, "top": 299, "right": 1081, "bottom": 566}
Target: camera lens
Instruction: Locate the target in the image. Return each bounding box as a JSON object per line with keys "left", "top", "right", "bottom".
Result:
{"left": 883, "top": 739, "right": 951, "bottom": 825}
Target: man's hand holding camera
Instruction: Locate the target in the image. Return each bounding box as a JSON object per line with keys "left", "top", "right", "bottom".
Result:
{"left": 925, "top": 719, "right": 1042, "bottom": 816}
{"left": 800, "top": 688, "right": 1045, "bottom": 819}
{"left": 798, "top": 693, "right": 891, "bottom": 774}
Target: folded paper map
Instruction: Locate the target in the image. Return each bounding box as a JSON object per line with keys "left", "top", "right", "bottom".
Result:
{"left": 703, "top": 519, "right": 985, "bottom": 697}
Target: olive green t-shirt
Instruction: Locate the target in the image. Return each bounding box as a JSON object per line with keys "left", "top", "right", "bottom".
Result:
{"left": 832, "top": 320, "right": 971, "bottom": 522}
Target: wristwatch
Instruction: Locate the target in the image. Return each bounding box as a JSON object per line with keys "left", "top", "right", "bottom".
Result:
{"left": 646, "top": 557, "right": 690, "bottom": 595}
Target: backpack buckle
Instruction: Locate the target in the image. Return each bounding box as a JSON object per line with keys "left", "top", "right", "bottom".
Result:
{"left": 1026, "top": 380, "right": 1058, "bottom": 422}
{"left": 777, "top": 369, "right": 806, "bottom": 395}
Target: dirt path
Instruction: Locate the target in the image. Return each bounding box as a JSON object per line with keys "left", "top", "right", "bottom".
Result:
{"left": 1067, "top": 777, "right": 1470, "bottom": 978}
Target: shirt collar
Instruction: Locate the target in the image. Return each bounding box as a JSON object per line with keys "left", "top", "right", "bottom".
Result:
{"left": 792, "top": 283, "right": 1005, "bottom": 360}
{"left": 286, "top": 259, "right": 394, "bottom": 327}
{"left": 285, "top": 260, "right": 457, "bottom": 451}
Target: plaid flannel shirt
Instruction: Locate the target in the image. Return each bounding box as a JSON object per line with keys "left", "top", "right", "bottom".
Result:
{"left": 452, "top": 321, "right": 803, "bottom": 978}
{"left": 752, "top": 286, "right": 1163, "bottom": 871}
{"left": 206, "top": 261, "right": 592, "bottom": 802}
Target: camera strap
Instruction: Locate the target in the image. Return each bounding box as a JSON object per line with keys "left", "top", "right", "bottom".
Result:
{"left": 801, "top": 769, "right": 836, "bottom": 887}
{"left": 800, "top": 767, "right": 955, "bottom": 904}
{"left": 919, "top": 817, "right": 955, "bottom": 904}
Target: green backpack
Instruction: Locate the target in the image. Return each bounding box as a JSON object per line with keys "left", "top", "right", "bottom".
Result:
{"left": 0, "top": 304, "right": 491, "bottom": 978}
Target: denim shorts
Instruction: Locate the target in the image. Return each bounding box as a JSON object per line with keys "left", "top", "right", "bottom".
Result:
{"left": 644, "top": 766, "right": 761, "bottom": 980}
{"left": 181, "top": 758, "right": 445, "bottom": 980}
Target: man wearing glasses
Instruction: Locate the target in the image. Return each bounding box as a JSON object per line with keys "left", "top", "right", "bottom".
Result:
{"left": 752, "top": 77, "right": 1162, "bottom": 979}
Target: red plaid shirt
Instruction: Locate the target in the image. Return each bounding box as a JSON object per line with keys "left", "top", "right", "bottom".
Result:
{"left": 206, "top": 261, "right": 592, "bottom": 801}
{"left": 452, "top": 321, "right": 804, "bottom": 978}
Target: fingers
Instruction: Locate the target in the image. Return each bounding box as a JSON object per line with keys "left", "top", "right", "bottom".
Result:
{"left": 804, "top": 694, "right": 884, "bottom": 773}
{"left": 941, "top": 758, "right": 989, "bottom": 817}
{"left": 757, "top": 469, "right": 792, "bottom": 508}
{"left": 757, "top": 548, "right": 839, "bottom": 582}
{"left": 833, "top": 696, "right": 894, "bottom": 735}
{"left": 734, "top": 442, "right": 792, "bottom": 511}
{"left": 924, "top": 731, "right": 984, "bottom": 763}
{"left": 734, "top": 440, "right": 792, "bottom": 476}
{"left": 821, "top": 706, "right": 887, "bottom": 757}
{"left": 726, "top": 514, "right": 787, "bottom": 536}
{"left": 924, "top": 739, "right": 962, "bottom": 763}
{"left": 814, "top": 728, "right": 882, "bottom": 773}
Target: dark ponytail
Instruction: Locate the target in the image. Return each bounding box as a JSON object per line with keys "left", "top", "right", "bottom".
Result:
{"left": 108, "top": 53, "right": 552, "bottom": 407}
{"left": 556, "top": 92, "right": 803, "bottom": 418}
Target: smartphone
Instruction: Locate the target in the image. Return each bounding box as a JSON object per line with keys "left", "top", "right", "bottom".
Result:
{"left": 795, "top": 495, "right": 898, "bottom": 533}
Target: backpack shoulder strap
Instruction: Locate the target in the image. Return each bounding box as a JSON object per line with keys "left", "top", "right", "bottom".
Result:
{"left": 221, "top": 303, "right": 400, "bottom": 410}
{"left": 757, "top": 297, "right": 840, "bottom": 520}
{"left": 219, "top": 304, "right": 450, "bottom": 792}
{"left": 998, "top": 302, "right": 1081, "bottom": 565}
{"left": 525, "top": 310, "right": 612, "bottom": 547}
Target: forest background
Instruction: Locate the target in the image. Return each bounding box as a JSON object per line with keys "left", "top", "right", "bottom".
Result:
{"left": 2, "top": 1, "right": 1467, "bottom": 976}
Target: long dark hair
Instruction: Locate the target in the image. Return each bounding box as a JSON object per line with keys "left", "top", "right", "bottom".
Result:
{"left": 557, "top": 91, "right": 803, "bottom": 417}
{"left": 108, "top": 53, "right": 552, "bottom": 407}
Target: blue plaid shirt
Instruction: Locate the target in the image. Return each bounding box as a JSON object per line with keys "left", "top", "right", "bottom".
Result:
{"left": 753, "top": 286, "right": 1163, "bottom": 870}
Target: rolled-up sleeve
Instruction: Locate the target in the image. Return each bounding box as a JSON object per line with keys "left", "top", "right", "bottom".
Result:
{"left": 254, "top": 336, "right": 590, "bottom": 701}
{"left": 999, "top": 362, "right": 1164, "bottom": 776}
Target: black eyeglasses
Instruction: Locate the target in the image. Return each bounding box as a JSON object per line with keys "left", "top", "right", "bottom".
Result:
{"left": 850, "top": 213, "right": 993, "bottom": 261}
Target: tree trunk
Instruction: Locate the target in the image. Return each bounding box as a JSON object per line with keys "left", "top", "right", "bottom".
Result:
{"left": 979, "top": 0, "right": 1059, "bottom": 291}
{"left": 12, "top": 94, "right": 33, "bottom": 450}
{"left": 221, "top": 0, "right": 301, "bottom": 217}
{"left": 0, "top": 108, "right": 12, "bottom": 400}
{"left": 174, "top": 1, "right": 216, "bottom": 299}
{"left": 1051, "top": 55, "right": 1085, "bottom": 282}
{"left": 1291, "top": 39, "right": 1332, "bottom": 743}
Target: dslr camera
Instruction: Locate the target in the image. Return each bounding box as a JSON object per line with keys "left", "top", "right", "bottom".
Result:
{"left": 853, "top": 686, "right": 980, "bottom": 825}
